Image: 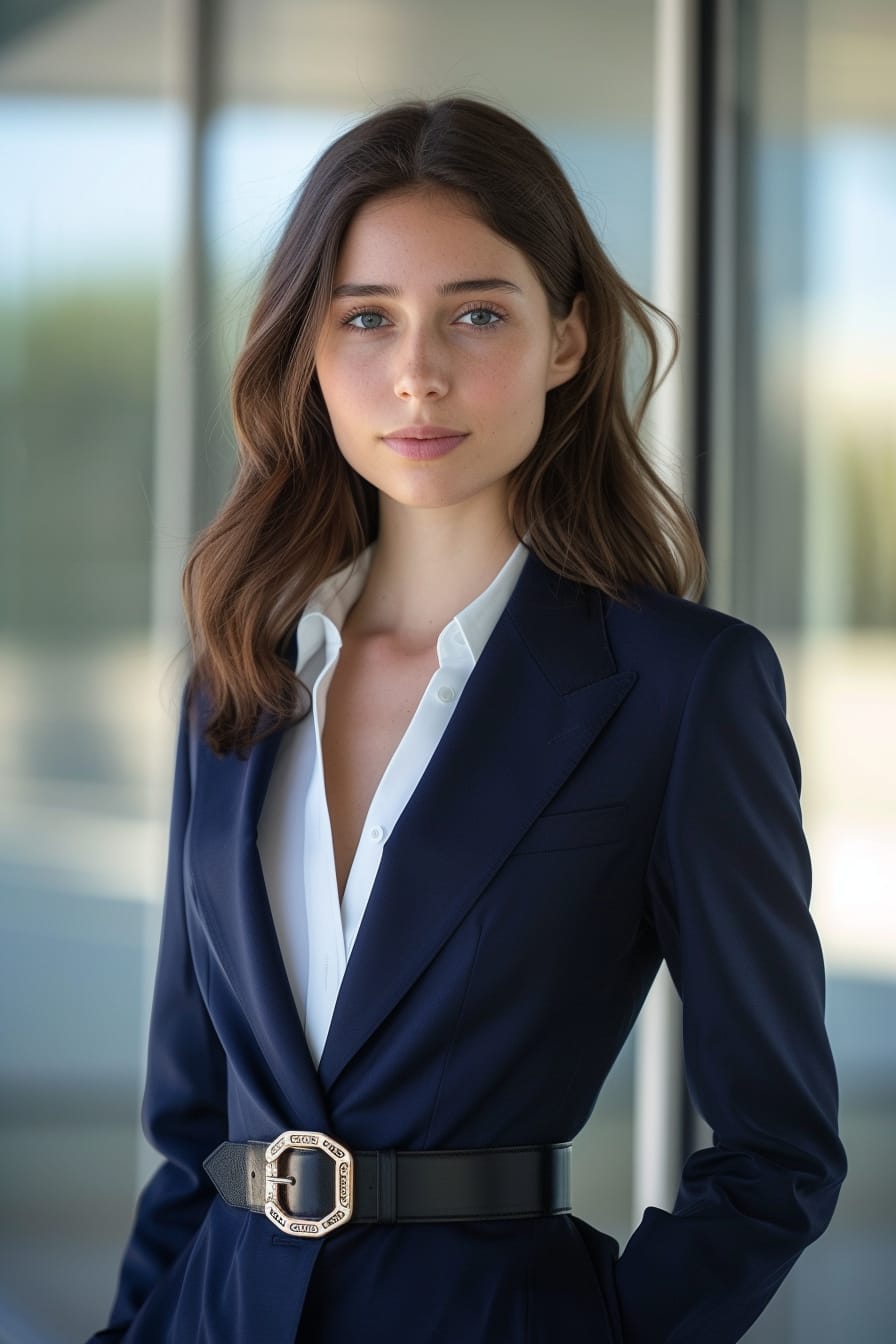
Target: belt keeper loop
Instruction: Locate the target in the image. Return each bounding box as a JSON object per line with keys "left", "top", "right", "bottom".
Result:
{"left": 377, "top": 1149, "right": 397, "bottom": 1223}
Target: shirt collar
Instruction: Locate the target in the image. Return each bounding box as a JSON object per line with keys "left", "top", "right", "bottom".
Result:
{"left": 295, "top": 546, "right": 375, "bottom": 675}
{"left": 445, "top": 536, "right": 529, "bottom": 663}
{"left": 295, "top": 535, "right": 530, "bottom": 675}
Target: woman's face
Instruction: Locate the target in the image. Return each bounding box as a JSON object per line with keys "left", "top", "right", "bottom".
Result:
{"left": 313, "top": 188, "right": 586, "bottom": 523}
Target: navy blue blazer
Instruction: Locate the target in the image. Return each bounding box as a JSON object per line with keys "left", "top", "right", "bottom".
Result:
{"left": 91, "top": 547, "right": 846, "bottom": 1344}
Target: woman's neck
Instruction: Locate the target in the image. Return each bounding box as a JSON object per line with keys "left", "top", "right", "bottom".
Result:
{"left": 344, "top": 498, "right": 521, "bottom": 646}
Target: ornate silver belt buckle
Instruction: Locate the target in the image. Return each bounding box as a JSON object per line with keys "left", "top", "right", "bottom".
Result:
{"left": 264, "top": 1129, "right": 354, "bottom": 1238}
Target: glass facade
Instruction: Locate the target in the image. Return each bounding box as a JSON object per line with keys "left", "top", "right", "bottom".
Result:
{"left": 0, "top": 1, "right": 892, "bottom": 1340}
{"left": 710, "top": 3, "right": 896, "bottom": 1340}
{"left": 0, "top": 5, "right": 179, "bottom": 1342}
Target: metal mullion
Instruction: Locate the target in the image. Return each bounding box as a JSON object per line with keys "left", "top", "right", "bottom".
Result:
{"left": 632, "top": 0, "right": 702, "bottom": 1225}
{"left": 137, "top": 0, "right": 215, "bottom": 1191}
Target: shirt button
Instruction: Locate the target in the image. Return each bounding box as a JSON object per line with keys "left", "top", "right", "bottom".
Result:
{"left": 369, "top": 825, "right": 385, "bottom": 843}
{"left": 436, "top": 685, "right": 456, "bottom": 703}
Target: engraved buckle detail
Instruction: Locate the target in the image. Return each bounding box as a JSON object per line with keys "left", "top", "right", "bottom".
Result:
{"left": 264, "top": 1130, "right": 354, "bottom": 1238}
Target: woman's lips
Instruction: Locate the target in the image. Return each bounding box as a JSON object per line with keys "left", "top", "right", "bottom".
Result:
{"left": 382, "top": 433, "right": 469, "bottom": 460}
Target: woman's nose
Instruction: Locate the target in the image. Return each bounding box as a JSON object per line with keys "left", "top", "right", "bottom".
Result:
{"left": 393, "top": 330, "right": 450, "bottom": 401}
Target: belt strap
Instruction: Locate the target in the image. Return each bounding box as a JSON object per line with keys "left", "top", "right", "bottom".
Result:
{"left": 204, "top": 1138, "right": 571, "bottom": 1226}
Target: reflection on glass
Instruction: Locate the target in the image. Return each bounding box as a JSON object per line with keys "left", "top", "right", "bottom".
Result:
{"left": 728, "top": 3, "right": 896, "bottom": 1340}
{"left": 0, "top": 7, "right": 175, "bottom": 1341}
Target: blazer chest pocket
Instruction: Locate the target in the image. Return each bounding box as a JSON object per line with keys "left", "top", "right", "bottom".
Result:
{"left": 513, "top": 803, "right": 629, "bottom": 855}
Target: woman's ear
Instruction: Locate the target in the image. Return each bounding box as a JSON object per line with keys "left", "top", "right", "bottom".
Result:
{"left": 546, "top": 292, "right": 588, "bottom": 390}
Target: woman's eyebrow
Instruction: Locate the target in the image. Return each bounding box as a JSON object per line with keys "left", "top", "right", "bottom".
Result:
{"left": 331, "top": 278, "right": 524, "bottom": 298}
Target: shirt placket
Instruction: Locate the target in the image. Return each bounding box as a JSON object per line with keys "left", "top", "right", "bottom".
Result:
{"left": 302, "top": 627, "right": 348, "bottom": 1068}
{"left": 338, "top": 619, "right": 474, "bottom": 964}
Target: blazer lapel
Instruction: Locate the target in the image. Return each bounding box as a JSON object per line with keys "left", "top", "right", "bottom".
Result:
{"left": 317, "top": 549, "right": 637, "bottom": 1094}
{"left": 190, "top": 713, "right": 330, "bottom": 1129}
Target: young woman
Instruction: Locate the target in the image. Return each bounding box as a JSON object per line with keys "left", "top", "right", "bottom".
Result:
{"left": 89, "top": 96, "right": 846, "bottom": 1344}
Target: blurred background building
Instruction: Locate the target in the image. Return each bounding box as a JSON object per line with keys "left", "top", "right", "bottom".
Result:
{"left": 0, "top": 1, "right": 893, "bottom": 1340}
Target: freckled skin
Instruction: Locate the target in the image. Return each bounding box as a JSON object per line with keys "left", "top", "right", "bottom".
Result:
{"left": 313, "top": 188, "right": 587, "bottom": 521}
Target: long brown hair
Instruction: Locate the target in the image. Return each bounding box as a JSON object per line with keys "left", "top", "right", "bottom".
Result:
{"left": 183, "top": 95, "right": 706, "bottom": 756}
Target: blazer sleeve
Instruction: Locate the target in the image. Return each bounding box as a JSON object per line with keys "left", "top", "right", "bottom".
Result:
{"left": 87, "top": 688, "right": 228, "bottom": 1343}
{"left": 614, "top": 620, "right": 847, "bottom": 1344}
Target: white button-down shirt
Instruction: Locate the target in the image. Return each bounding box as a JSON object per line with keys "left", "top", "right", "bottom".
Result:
{"left": 257, "top": 538, "right": 529, "bottom": 1069}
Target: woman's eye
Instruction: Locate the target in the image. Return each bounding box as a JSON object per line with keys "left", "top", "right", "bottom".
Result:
{"left": 344, "top": 310, "right": 389, "bottom": 330}
{"left": 457, "top": 307, "right": 502, "bottom": 328}
{"left": 341, "top": 305, "right": 503, "bottom": 332}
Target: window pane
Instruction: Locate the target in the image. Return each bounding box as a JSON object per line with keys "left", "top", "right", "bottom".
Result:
{"left": 716, "top": 3, "right": 896, "bottom": 1339}
{"left": 0, "top": 2, "right": 178, "bottom": 1339}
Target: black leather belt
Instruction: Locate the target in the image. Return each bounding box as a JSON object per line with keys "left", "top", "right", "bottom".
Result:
{"left": 204, "top": 1130, "right": 571, "bottom": 1239}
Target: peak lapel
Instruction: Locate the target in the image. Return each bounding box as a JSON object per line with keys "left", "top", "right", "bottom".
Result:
{"left": 189, "top": 698, "right": 330, "bottom": 1129}
{"left": 317, "top": 550, "right": 637, "bottom": 1094}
